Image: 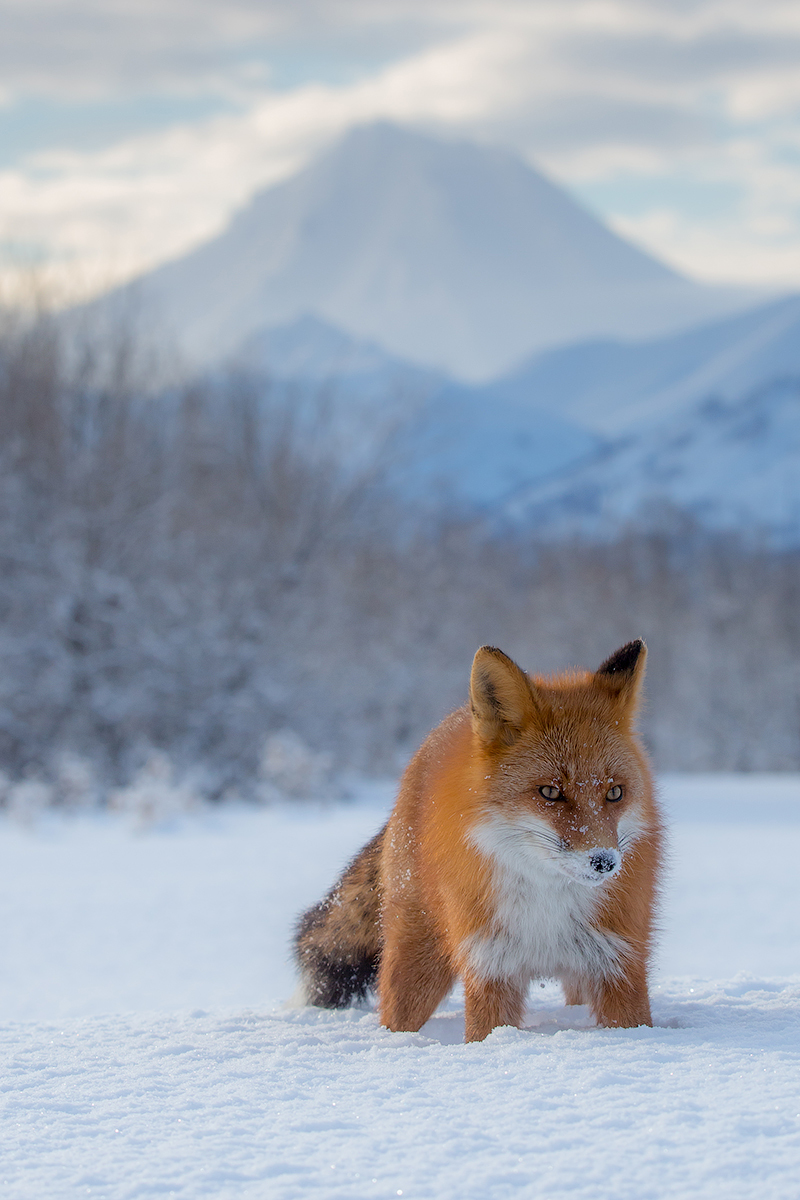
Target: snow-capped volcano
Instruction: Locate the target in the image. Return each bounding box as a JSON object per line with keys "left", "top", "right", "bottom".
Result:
{"left": 107, "top": 122, "right": 752, "bottom": 381}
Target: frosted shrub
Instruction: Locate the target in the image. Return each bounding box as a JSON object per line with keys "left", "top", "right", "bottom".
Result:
{"left": 53, "top": 753, "right": 100, "bottom": 809}
{"left": 2, "top": 310, "right": 800, "bottom": 777}
{"left": 257, "top": 731, "right": 334, "bottom": 803}
{"left": 6, "top": 778, "right": 55, "bottom": 825}
{"left": 108, "top": 754, "right": 198, "bottom": 828}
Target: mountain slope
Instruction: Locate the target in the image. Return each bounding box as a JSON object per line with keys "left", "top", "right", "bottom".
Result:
{"left": 392, "top": 383, "right": 598, "bottom": 509}
{"left": 228, "top": 314, "right": 445, "bottom": 473}
{"left": 235, "top": 313, "right": 427, "bottom": 383}
{"left": 507, "top": 377, "right": 800, "bottom": 544}
{"left": 487, "top": 293, "right": 800, "bottom": 434}
{"left": 229, "top": 314, "right": 596, "bottom": 508}
{"left": 107, "top": 122, "right": 752, "bottom": 381}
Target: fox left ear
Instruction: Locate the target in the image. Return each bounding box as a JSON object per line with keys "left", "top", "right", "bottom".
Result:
{"left": 595, "top": 639, "right": 647, "bottom": 712}
{"left": 470, "top": 646, "right": 537, "bottom": 748}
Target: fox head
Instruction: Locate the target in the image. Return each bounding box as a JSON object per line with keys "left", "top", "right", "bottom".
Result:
{"left": 468, "top": 640, "right": 652, "bottom": 887}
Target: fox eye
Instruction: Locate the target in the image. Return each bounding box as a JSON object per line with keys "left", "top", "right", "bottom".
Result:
{"left": 539, "top": 785, "right": 563, "bottom": 801}
{"left": 606, "top": 785, "right": 623, "bottom": 802}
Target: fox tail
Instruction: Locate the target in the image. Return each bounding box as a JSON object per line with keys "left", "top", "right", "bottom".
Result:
{"left": 293, "top": 825, "right": 385, "bottom": 1007}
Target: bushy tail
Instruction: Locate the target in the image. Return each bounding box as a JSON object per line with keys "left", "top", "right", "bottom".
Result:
{"left": 293, "top": 824, "right": 385, "bottom": 1007}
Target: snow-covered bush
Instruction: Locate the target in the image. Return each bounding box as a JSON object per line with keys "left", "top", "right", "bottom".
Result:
{"left": 5, "top": 778, "right": 55, "bottom": 825}
{"left": 257, "top": 731, "right": 335, "bottom": 803}
{"left": 0, "top": 309, "right": 799, "bottom": 804}
{"left": 108, "top": 754, "right": 198, "bottom": 828}
{"left": 52, "top": 753, "right": 100, "bottom": 809}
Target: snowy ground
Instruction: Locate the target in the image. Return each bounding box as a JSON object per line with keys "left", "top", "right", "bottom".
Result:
{"left": 0, "top": 775, "right": 799, "bottom": 1199}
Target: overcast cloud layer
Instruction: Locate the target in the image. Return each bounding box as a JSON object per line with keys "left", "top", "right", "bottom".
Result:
{"left": 2, "top": 0, "right": 800, "bottom": 300}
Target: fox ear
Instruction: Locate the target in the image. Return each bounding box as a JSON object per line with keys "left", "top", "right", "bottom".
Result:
{"left": 470, "top": 646, "right": 537, "bottom": 747}
{"left": 595, "top": 639, "right": 647, "bottom": 711}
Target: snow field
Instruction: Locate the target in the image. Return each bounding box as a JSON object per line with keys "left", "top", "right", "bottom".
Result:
{"left": 3, "top": 982, "right": 799, "bottom": 1200}
{"left": 0, "top": 775, "right": 799, "bottom": 1199}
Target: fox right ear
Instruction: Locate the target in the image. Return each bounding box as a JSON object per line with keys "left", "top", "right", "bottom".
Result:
{"left": 595, "top": 639, "right": 647, "bottom": 712}
{"left": 470, "top": 646, "right": 536, "bottom": 748}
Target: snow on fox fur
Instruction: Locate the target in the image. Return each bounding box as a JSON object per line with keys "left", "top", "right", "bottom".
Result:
{"left": 294, "top": 640, "right": 663, "bottom": 1042}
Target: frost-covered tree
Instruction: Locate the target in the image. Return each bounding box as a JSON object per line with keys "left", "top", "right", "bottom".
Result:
{"left": 0, "top": 310, "right": 798, "bottom": 804}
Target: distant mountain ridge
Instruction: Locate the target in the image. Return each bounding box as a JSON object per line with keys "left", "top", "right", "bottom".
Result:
{"left": 225, "top": 300, "right": 800, "bottom": 523}
{"left": 228, "top": 313, "right": 597, "bottom": 508}
{"left": 505, "top": 377, "right": 800, "bottom": 545}
{"left": 236, "top": 314, "right": 425, "bottom": 383}
{"left": 102, "top": 122, "right": 754, "bottom": 381}
{"left": 81, "top": 122, "right": 800, "bottom": 537}
{"left": 482, "top": 293, "right": 800, "bottom": 434}
{"left": 389, "top": 383, "right": 598, "bottom": 509}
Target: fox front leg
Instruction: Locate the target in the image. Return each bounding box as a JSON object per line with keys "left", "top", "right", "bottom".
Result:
{"left": 462, "top": 974, "right": 527, "bottom": 1042}
{"left": 378, "top": 927, "right": 454, "bottom": 1034}
{"left": 561, "top": 976, "right": 588, "bottom": 1007}
{"left": 591, "top": 967, "right": 652, "bottom": 1029}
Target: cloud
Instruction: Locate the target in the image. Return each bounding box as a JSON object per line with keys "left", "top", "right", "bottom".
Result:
{"left": 2, "top": 1, "right": 800, "bottom": 296}
{"left": 611, "top": 207, "right": 800, "bottom": 287}
{"left": 0, "top": 0, "right": 464, "bottom": 99}
{"left": 2, "top": 1, "right": 798, "bottom": 102}
{"left": 0, "top": 28, "right": 540, "bottom": 298}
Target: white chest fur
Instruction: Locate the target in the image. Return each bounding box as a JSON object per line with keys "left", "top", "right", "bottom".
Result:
{"left": 461, "top": 812, "right": 629, "bottom": 984}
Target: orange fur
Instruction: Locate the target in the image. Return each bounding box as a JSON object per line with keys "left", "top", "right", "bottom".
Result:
{"left": 294, "top": 640, "right": 663, "bottom": 1042}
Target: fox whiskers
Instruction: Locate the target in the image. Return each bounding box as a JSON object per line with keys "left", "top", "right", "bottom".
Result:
{"left": 524, "top": 827, "right": 563, "bottom": 855}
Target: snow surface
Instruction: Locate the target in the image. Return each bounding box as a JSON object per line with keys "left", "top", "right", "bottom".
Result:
{"left": 1, "top": 774, "right": 799, "bottom": 1198}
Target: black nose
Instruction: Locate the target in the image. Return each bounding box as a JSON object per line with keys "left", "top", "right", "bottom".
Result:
{"left": 589, "top": 850, "right": 618, "bottom": 874}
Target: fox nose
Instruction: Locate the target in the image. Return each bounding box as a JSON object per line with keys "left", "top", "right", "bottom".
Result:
{"left": 589, "top": 849, "right": 620, "bottom": 875}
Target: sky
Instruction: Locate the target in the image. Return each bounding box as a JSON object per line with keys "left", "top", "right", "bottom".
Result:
{"left": 2, "top": 0, "right": 800, "bottom": 302}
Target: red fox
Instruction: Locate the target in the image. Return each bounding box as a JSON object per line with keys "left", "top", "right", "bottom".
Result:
{"left": 294, "top": 640, "right": 662, "bottom": 1041}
